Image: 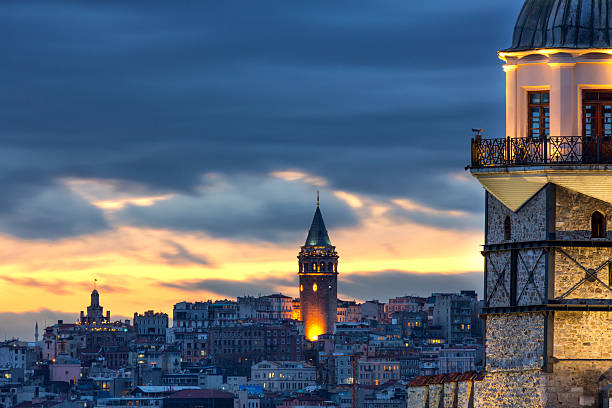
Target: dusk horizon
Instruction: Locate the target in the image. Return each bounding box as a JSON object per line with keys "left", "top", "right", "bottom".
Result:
{"left": 0, "top": 1, "right": 514, "bottom": 341}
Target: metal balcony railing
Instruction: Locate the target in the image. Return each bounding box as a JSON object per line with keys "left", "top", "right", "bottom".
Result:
{"left": 470, "top": 136, "right": 612, "bottom": 168}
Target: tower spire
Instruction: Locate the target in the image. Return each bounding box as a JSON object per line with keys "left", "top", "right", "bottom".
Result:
{"left": 35, "top": 321, "right": 38, "bottom": 343}
{"left": 305, "top": 205, "right": 332, "bottom": 247}
{"left": 317, "top": 191, "right": 319, "bottom": 207}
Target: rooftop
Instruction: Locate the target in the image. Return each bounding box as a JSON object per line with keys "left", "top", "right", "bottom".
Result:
{"left": 304, "top": 206, "right": 332, "bottom": 247}
{"left": 506, "top": 0, "right": 612, "bottom": 52}
{"left": 168, "top": 389, "right": 234, "bottom": 399}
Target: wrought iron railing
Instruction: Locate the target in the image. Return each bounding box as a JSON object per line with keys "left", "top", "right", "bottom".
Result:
{"left": 471, "top": 136, "right": 612, "bottom": 168}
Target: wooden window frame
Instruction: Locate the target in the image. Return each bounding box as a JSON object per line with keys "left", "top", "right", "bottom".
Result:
{"left": 527, "top": 91, "right": 550, "bottom": 139}
{"left": 582, "top": 90, "right": 612, "bottom": 141}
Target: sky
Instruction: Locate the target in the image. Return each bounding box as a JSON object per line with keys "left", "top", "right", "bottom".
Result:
{"left": 0, "top": 0, "right": 524, "bottom": 341}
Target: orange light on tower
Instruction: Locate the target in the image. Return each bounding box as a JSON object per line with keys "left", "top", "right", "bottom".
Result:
{"left": 306, "top": 320, "right": 323, "bottom": 342}
{"left": 298, "top": 197, "right": 339, "bottom": 344}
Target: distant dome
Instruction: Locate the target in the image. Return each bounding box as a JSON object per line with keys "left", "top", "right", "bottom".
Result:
{"left": 506, "top": 0, "right": 612, "bottom": 52}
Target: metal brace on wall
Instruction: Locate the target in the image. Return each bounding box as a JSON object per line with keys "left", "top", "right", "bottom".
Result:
{"left": 516, "top": 249, "right": 546, "bottom": 305}
{"left": 487, "top": 255, "right": 510, "bottom": 305}
{"left": 555, "top": 249, "right": 612, "bottom": 300}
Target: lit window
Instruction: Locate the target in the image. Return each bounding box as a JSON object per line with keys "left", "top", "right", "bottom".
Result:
{"left": 313, "top": 283, "right": 317, "bottom": 292}
{"left": 528, "top": 91, "right": 549, "bottom": 138}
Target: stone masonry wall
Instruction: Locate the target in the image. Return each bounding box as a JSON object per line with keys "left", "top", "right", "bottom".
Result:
{"left": 486, "top": 248, "right": 547, "bottom": 307}
{"left": 443, "top": 382, "right": 457, "bottom": 408}
{"left": 516, "top": 248, "right": 547, "bottom": 305}
{"left": 487, "top": 187, "right": 547, "bottom": 245}
{"left": 457, "top": 381, "right": 472, "bottom": 408}
{"left": 485, "top": 251, "right": 510, "bottom": 307}
{"left": 427, "top": 384, "right": 441, "bottom": 408}
{"left": 546, "top": 360, "right": 612, "bottom": 407}
{"left": 556, "top": 185, "right": 612, "bottom": 240}
{"left": 473, "top": 370, "right": 547, "bottom": 408}
{"left": 485, "top": 313, "right": 544, "bottom": 371}
{"left": 407, "top": 387, "right": 427, "bottom": 408}
{"left": 553, "top": 311, "right": 612, "bottom": 360}
{"left": 554, "top": 247, "right": 612, "bottom": 300}
{"left": 407, "top": 380, "right": 475, "bottom": 408}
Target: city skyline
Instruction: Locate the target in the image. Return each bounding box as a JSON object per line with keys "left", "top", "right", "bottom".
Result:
{"left": 0, "top": 1, "right": 522, "bottom": 340}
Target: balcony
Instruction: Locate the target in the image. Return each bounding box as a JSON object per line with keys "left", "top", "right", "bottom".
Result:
{"left": 470, "top": 136, "right": 612, "bottom": 168}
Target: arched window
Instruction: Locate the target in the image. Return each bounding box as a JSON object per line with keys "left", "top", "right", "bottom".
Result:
{"left": 328, "top": 262, "right": 333, "bottom": 271}
{"left": 303, "top": 262, "right": 308, "bottom": 272}
{"left": 320, "top": 262, "right": 326, "bottom": 272}
{"left": 299, "top": 263, "right": 302, "bottom": 273}
{"left": 592, "top": 211, "right": 606, "bottom": 238}
{"left": 504, "top": 216, "right": 511, "bottom": 241}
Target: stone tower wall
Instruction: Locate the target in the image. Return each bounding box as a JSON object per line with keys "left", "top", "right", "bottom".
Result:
{"left": 485, "top": 313, "right": 544, "bottom": 371}
{"left": 555, "top": 186, "right": 612, "bottom": 240}
{"left": 299, "top": 272, "right": 337, "bottom": 340}
{"left": 486, "top": 186, "right": 548, "bottom": 244}
{"left": 479, "top": 185, "right": 612, "bottom": 407}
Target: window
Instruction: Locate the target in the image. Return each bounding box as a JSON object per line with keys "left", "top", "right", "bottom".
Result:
{"left": 528, "top": 91, "right": 550, "bottom": 138}
{"left": 592, "top": 211, "right": 606, "bottom": 238}
{"left": 504, "top": 216, "right": 511, "bottom": 241}
{"left": 583, "top": 90, "right": 612, "bottom": 140}
{"left": 609, "top": 263, "right": 612, "bottom": 287}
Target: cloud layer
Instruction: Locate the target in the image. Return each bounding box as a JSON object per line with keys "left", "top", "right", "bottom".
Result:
{"left": 0, "top": 0, "right": 520, "bottom": 239}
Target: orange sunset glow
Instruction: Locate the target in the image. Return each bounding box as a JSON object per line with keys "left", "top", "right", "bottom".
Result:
{"left": 0, "top": 0, "right": 512, "bottom": 343}
{"left": 0, "top": 171, "right": 483, "bottom": 339}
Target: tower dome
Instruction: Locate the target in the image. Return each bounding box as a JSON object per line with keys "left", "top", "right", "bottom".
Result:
{"left": 507, "top": 0, "right": 612, "bottom": 51}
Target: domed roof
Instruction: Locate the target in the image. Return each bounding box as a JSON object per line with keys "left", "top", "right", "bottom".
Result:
{"left": 506, "top": 0, "right": 612, "bottom": 52}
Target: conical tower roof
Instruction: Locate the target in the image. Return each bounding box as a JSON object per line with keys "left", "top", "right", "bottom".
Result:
{"left": 304, "top": 206, "right": 332, "bottom": 247}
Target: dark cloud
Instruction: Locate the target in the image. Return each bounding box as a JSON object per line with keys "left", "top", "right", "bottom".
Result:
{"left": 159, "top": 276, "right": 296, "bottom": 299}
{"left": 339, "top": 270, "right": 483, "bottom": 300}
{"left": 0, "top": 182, "right": 108, "bottom": 240}
{"left": 156, "top": 270, "right": 482, "bottom": 302}
{"left": 159, "top": 241, "right": 212, "bottom": 266}
{"left": 0, "top": 310, "right": 77, "bottom": 342}
{"left": 117, "top": 176, "right": 359, "bottom": 242}
{"left": 0, "top": 0, "right": 521, "bottom": 238}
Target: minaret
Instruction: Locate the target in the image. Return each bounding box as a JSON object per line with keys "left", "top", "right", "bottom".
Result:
{"left": 298, "top": 195, "right": 338, "bottom": 341}
{"left": 470, "top": 1, "right": 612, "bottom": 406}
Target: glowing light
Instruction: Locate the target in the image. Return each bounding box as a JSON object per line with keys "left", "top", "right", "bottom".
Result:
{"left": 392, "top": 198, "right": 467, "bottom": 217}
{"left": 300, "top": 284, "right": 303, "bottom": 292}
{"left": 312, "top": 283, "right": 317, "bottom": 292}
{"left": 305, "top": 320, "right": 324, "bottom": 342}
{"left": 270, "top": 170, "right": 327, "bottom": 187}
{"left": 334, "top": 191, "right": 363, "bottom": 208}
